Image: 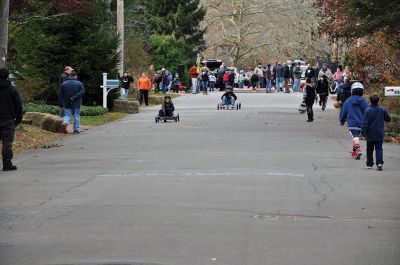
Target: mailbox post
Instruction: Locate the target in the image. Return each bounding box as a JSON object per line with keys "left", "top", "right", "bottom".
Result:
{"left": 101, "top": 73, "right": 120, "bottom": 109}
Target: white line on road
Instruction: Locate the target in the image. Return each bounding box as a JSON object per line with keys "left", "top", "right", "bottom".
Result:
{"left": 97, "top": 172, "right": 304, "bottom": 177}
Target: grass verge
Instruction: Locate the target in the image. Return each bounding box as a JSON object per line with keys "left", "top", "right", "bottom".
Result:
{"left": 80, "top": 112, "right": 129, "bottom": 126}
{"left": 0, "top": 112, "right": 130, "bottom": 157}
{"left": 149, "top": 92, "right": 181, "bottom": 99}
{"left": 12, "top": 125, "right": 64, "bottom": 155}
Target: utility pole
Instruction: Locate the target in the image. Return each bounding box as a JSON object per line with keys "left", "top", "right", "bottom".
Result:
{"left": 117, "top": 0, "right": 124, "bottom": 97}
{"left": 0, "top": 0, "right": 10, "bottom": 68}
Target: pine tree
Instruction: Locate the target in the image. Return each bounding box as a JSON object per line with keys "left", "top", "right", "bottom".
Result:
{"left": 9, "top": 0, "right": 119, "bottom": 105}
{"left": 144, "top": 0, "right": 206, "bottom": 71}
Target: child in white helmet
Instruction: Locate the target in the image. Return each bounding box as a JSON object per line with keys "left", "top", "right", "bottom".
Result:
{"left": 339, "top": 82, "right": 369, "bottom": 159}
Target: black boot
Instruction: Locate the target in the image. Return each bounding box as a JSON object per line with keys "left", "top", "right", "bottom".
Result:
{"left": 3, "top": 160, "right": 17, "bottom": 171}
{"left": 306, "top": 113, "right": 313, "bottom": 122}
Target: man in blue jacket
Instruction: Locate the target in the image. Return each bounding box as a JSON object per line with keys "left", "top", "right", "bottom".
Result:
{"left": 339, "top": 82, "right": 369, "bottom": 159}
{"left": 60, "top": 71, "right": 85, "bottom": 134}
{"left": 361, "top": 94, "right": 391, "bottom": 171}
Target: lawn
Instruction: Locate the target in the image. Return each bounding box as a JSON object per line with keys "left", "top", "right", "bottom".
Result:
{"left": 12, "top": 125, "right": 64, "bottom": 155}
{"left": 80, "top": 112, "right": 129, "bottom": 126}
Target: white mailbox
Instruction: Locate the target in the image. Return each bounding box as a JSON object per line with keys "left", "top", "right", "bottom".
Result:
{"left": 384, "top": 86, "right": 400, "bottom": 97}
{"left": 101, "top": 73, "right": 120, "bottom": 108}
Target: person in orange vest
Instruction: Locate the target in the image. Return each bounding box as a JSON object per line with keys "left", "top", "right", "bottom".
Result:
{"left": 137, "top": 73, "right": 152, "bottom": 106}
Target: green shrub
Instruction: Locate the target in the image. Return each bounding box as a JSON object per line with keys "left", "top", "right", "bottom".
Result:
{"left": 23, "top": 103, "right": 108, "bottom": 116}
{"left": 385, "top": 114, "right": 400, "bottom": 140}
{"left": 80, "top": 106, "right": 108, "bottom": 116}
{"left": 23, "top": 103, "right": 59, "bottom": 115}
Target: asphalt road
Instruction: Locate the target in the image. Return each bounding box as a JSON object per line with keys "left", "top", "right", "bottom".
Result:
{"left": 1, "top": 92, "right": 400, "bottom": 265}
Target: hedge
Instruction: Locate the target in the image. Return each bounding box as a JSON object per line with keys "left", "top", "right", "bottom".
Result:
{"left": 23, "top": 103, "right": 108, "bottom": 116}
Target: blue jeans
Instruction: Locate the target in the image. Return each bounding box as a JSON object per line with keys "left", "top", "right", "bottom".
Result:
{"left": 223, "top": 97, "right": 235, "bottom": 105}
{"left": 63, "top": 107, "right": 81, "bottom": 132}
{"left": 265, "top": 80, "right": 272, "bottom": 92}
{"left": 209, "top": 81, "right": 215, "bottom": 91}
{"left": 239, "top": 81, "right": 244, "bottom": 88}
{"left": 191, "top": 78, "right": 198, "bottom": 94}
{"left": 276, "top": 77, "right": 284, "bottom": 91}
{"left": 161, "top": 83, "right": 168, "bottom": 94}
{"left": 366, "top": 141, "right": 383, "bottom": 166}
{"left": 224, "top": 81, "right": 230, "bottom": 90}
{"left": 124, "top": 88, "right": 129, "bottom": 98}
{"left": 202, "top": 81, "right": 209, "bottom": 92}
{"left": 293, "top": 78, "right": 301, "bottom": 92}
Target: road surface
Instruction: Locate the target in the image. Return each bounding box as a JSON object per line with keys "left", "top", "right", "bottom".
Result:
{"left": 1, "top": 92, "right": 399, "bottom": 265}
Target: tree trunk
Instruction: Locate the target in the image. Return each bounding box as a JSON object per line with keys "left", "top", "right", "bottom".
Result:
{"left": 332, "top": 37, "right": 339, "bottom": 65}
{"left": 0, "top": 0, "right": 10, "bottom": 68}
{"left": 117, "top": 0, "right": 124, "bottom": 96}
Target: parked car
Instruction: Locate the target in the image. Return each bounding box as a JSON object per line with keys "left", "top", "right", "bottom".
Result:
{"left": 202, "top": 59, "right": 223, "bottom": 71}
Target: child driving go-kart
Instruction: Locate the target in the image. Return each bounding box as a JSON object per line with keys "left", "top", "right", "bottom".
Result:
{"left": 155, "top": 96, "right": 180, "bottom": 123}
{"left": 221, "top": 87, "right": 237, "bottom": 106}
{"left": 159, "top": 96, "right": 175, "bottom": 118}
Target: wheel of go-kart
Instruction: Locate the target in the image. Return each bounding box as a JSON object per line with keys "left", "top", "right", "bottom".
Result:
{"left": 177, "top": 114, "right": 180, "bottom": 121}
{"left": 239, "top": 103, "right": 241, "bottom": 109}
{"left": 174, "top": 117, "right": 178, "bottom": 122}
{"left": 217, "top": 103, "right": 220, "bottom": 110}
{"left": 163, "top": 119, "right": 167, "bottom": 123}
{"left": 155, "top": 117, "right": 159, "bottom": 123}
{"left": 236, "top": 103, "right": 239, "bottom": 110}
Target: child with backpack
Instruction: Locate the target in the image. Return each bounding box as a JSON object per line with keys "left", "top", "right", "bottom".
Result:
{"left": 361, "top": 94, "right": 391, "bottom": 171}
{"left": 339, "top": 82, "right": 369, "bottom": 159}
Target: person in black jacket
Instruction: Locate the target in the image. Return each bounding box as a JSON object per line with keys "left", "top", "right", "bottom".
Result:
{"left": 283, "top": 63, "right": 291, "bottom": 93}
{"left": 221, "top": 87, "right": 237, "bottom": 105}
{"left": 60, "top": 71, "right": 85, "bottom": 134}
{"left": 58, "top": 66, "right": 73, "bottom": 116}
{"left": 303, "top": 78, "right": 316, "bottom": 122}
{"left": 159, "top": 96, "right": 175, "bottom": 118}
{"left": 0, "top": 68, "right": 23, "bottom": 171}
{"left": 120, "top": 72, "right": 134, "bottom": 99}
{"left": 336, "top": 77, "right": 352, "bottom": 107}
{"left": 305, "top": 63, "right": 316, "bottom": 82}
{"left": 316, "top": 76, "right": 329, "bottom": 111}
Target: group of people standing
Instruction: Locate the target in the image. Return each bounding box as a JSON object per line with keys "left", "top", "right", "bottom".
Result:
{"left": 187, "top": 60, "right": 354, "bottom": 95}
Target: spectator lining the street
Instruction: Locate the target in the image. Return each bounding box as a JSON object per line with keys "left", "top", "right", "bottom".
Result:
{"left": 138, "top": 73, "right": 152, "bottom": 106}
{"left": 60, "top": 71, "right": 85, "bottom": 134}
{"left": 0, "top": 68, "right": 23, "bottom": 171}
{"left": 121, "top": 72, "right": 134, "bottom": 99}
{"left": 189, "top": 64, "right": 199, "bottom": 94}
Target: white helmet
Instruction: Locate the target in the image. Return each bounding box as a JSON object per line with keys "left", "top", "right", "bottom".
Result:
{"left": 351, "top": 82, "right": 364, "bottom": 91}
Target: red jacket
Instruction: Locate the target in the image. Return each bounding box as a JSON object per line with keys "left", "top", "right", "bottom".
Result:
{"left": 189, "top": 66, "right": 199, "bottom": 78}
{"left": 223, "top": 72, "right": 230, "bottom": 82}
